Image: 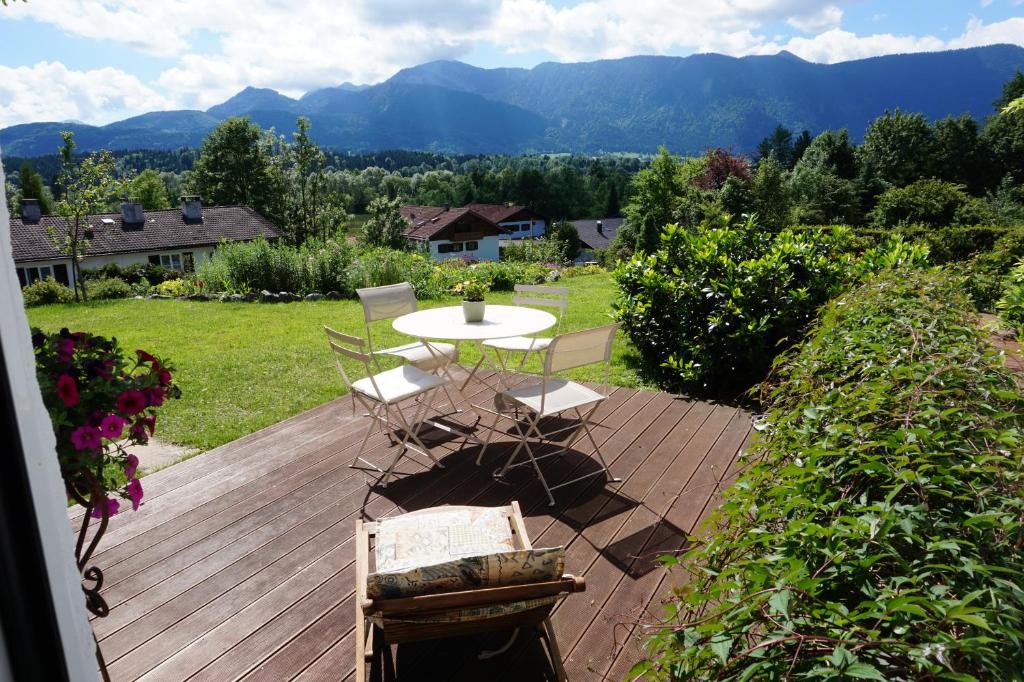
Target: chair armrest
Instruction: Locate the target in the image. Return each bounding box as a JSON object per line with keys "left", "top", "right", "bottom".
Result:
{"left": 366, "top": 575, "right": 586, "bottom": 616}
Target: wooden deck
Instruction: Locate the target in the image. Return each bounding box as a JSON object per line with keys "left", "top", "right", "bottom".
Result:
{"left": 80, "top": 373, "right": 753, "bottom": 681}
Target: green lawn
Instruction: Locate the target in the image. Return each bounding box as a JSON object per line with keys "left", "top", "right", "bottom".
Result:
{"left": 27, "top": 273, "right": 645, "bottom": 451}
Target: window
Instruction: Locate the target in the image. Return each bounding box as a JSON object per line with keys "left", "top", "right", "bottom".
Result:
{"left": 159, "top": 254, "right": 183, "bottom": 270}
{"left": 465, "top": 241, "right": 479, "bottom": 251}
{"left": 517, "top": 223, "right": 531, "bottom": 232}
{"left": 437, "top": 243, "right": 463, "bottom": 254}
{"left": 19, "top": 265, "right": 53, "bottom": 286}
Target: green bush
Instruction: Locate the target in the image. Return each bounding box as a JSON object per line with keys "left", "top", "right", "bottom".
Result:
{"left": 153, "top": 279, "right": 192, "bottom": 297}
{"left": 997, "top": 259, "right": 1024, "bottom": 336}
{"left": 22, "top": 277, "right": 75, "bottom": 307}
{"left": 638, "top": 270, "right": 1024, "bottom": 680}
{"left": 81, "top": 262, "right": 181, "bottom": 285}
{"left": 469, "top": 261, "right": 548, "bottom": 291}
{"left": 613, "top": 217, "right": 924, "bottom": 393}
{"left": 501, "top": 236, "right": 566, "bottom": 265}
{"left": 869, "top": 178, "right": 994, "bottom": 228}
{"left": 87, "top": 277, "right": 132, "bottom": 300}
{"left": 560, "top": 264, "right": 605, "bottom": 278}
{"left": 345, "top": 247, "right": 435, "bottom": 296}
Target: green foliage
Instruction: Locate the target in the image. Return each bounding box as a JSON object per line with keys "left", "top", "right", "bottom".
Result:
{"left": 869, "top": 179, "right": 994, "bottom": 228}
{"left": 451, "top": 278, "right": 489, "bottom": 302}
{"left": 16, "top": 161, "right": 55, "bottom": 214}
{"left": 21, "top": 277, "right": 75, "bottom": 307}
{"left": 361, "top": 196, "right": 409, "bottom": 250}
{"left": 859, "top": 109, "right": 938, "bottom": 187}
{"left": 547, "top": 220, "right": 582, "bottom": 262}
{"left": 750, "top": 154, "right": 790, "bottom": 231}
{"left": 997, "top": 260, "right": 1024, "bottom": 336}
{"left": 81, "top": 262, "right": 181, "bottom": 285}
{"left": 561, "top": 264, "right": 605, "bottom": 278}
{"left": 468, "top": 261, "right": 548, "bottom": 291}
{"left": 934, "top": 114, "right": 990, "bottom": 193}
{"left": 614, "top": 218, "right": 870, "bottom": 394}
{"left": 625, "top": 147, "right": 685, "bottom": 253}
{"left": 88, "top": 277, "right": 133, "bottom": 300}
{"left": 638, "top": 270, "right": 1024, "bottom": 681}
{"left": 127, "top": 169, "right": 170, "bottom": 209}
{"left": 502, "top": 236, "right": 566, "bottom": 265}
{"left": 153, "top": 279, "right": 193, "bottom": 297}
{"left": 189, "top": 117, "right": 286, "bottom": 224}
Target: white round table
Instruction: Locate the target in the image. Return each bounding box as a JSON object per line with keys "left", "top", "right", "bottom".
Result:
{"left": 392, "top": 304, "right": 556, "bottom": 341}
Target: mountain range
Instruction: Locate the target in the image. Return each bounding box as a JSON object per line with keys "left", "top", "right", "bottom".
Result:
{"left": 3, "top": 44, "right": 1024, "bottom": 157}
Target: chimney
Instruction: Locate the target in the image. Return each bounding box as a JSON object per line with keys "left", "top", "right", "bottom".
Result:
{"left": 120, "top": 199, "right": 145, "bottom": 226}
{"left": 596, "top": 220, "right": 603, "bottom": 235}
{"left": 181, "top": 195, "right": 203, "bottom": 222}
{"left": 20, "top": 198, "right": 41, "bottom": 224}
{"left": 443, "top": 204, "right": 450, "bottom": 212}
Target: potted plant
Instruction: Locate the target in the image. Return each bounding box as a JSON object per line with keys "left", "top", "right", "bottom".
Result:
{"left": 32, "top": 327, "right": 180, "bottom": 656}
{"left": 453, "top": 278, "right": 490, "bottom": 322}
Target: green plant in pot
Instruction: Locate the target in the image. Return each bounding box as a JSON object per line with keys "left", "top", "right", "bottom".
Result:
{"left": 453, "top": 278, "right": 490, "bottom": 322}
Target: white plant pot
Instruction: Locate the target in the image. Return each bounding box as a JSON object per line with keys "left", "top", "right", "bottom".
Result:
{"left": 462, "top": 300, "right": 485, "bottom": 323}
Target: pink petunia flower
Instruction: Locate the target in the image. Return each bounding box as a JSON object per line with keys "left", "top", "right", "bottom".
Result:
{"left": 157, "top": 368, "right": 172, "bottom": 386}
{"left": 56, "top": 373, "right": 79, "bottom": 407}
{"left": 70, "top": 425, "right": 102, "bottom": 451}
{"left": 116, "top": 390, "right": 147, "bottom": 415}
{"left": 124, "top": 454, "right": 139, "bottom": 479}
{"left": 56, "top": 337, "right": 75, "bottom": 363}
{"left": 90, "top": 497, "right": 120, "bottom": 519}
{"left": 136, "top": 349, "right": 158, "bottom": 364}
{"left": 99, "top": 414, "right": 126, "bottom": 440}
{"left": 145, "top": 387, "right": 165, "bottom": 407}
{"left": 127, "top": 478, "right": 144, "bottom": 511}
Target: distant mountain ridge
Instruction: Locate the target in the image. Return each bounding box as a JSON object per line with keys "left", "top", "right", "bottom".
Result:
{"left": 3, "top": 44, "right": 1024, "bottom": 157}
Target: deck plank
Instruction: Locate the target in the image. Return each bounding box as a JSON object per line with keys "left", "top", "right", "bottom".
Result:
{"left": 86, "top": 377, "right": 751, "bottom": 681}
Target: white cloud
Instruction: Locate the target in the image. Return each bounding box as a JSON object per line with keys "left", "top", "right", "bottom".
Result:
{"left": 0, "top": 61, "right": 175, "bottom": 128}
{"left": 0, "top": 1, "right": 1023, "bottom": 126}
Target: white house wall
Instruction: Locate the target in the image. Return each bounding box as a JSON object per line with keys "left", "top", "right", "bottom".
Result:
{"left": 82, "top": 248, "right": 216, "bottom": 271}
{"left": 429, "top": 235, "right": 500, "bottom": 262}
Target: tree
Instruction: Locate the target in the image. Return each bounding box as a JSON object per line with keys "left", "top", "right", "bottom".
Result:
{"left": 750, "top": 154, "right": 791, "bottom": 231}
{"left": 548, "top": 220, "right": 581, "bottom": 263}
{"left": 756, "top": 125, "right": 794, "bottom": 167}
{"left": 933, "top": 114, "right": 990, "bottom": 193}
{"left": 791, "top": 130, "right": 813, "bottom": 166}
{"left": 983, "top": 73, "right": 1024, "bottom": 185}
{"left": 362, "top": 196, "right": 408, "bottom": 250}
{"left": 994, "top": 71, "right": 1024, "bottom": 111}
{"left": 17, "top": 162, "right": 55, "bottom": 214}
{"left": 859, "top": 110, "right": 938, "bottom": 187}
{"left": 284, "top": 117, "right": 345, "bottom": 243}
{"left": 127, "top": 169, "right": 170, "bottom": 210}
{"left": 788, "top": 164, "right": 860, "bottom": 225}
{"left": 604, "top": 182, "right": 621, "bottom": 218}
{"left": 190, "top": 117, "right": 285, "bottom": 223}
{"left": 53, "top": 132, "right": 123, "bottom": 301}
{"left": 625, "top": 147, "right": 684, "bottom": 253}
{"left": 868, "top": 178, "right": 993, "bottom": 228}
{"left": 799, "top": 129, "right": 858, "bottom": 179}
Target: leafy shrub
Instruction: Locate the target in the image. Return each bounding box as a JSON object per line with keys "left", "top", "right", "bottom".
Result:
{"left": 197, "top": 238, "right": 303, "bottom": 294}
{"left": 637, "top": 270, "right": 1024, "bottom": 680}
{"left": 22, "top": 277, "right": 75, "bottom": 307}
{"left": 614, "top": 217, "right": 863, "bottom": 393}
{"left": 997, "top": 259, "right": 1024, "bottom": 335}
{"left": 869, "top": 179, "right": 995, "bottom": 228}
{"left": 81, "top": 262, "right": 181, "bottom": 285}
{"left": 153, "top": 279, "right": 192, "bottom": 297}
{"left": 469, "top": 261, "right": 548, "bottom": 291}
{"left": 560, "top": 264, "right": 605, "bottom": 278}
{"left": 88, "top": 277, "right": 132, "bottom": 300}
{"left": 502, "top": 236, "right": 566, "bottom": 265}
{"left": 345, "top": 247, "right": 435, "bottom": 296}
{"left": 299, "top": 236, "right": 357, "bottom": 294}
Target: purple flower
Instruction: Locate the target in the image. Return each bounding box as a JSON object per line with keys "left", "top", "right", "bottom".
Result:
{"left": 56, "top": 337, "right": 76, "bottom": 363}
{"left": 56, "top": 373, "right": 79, "bottom": 407}
{"left": 99, "top": 414, "right": 126, "bottom": 440}
{"left": 145, "top": 387, "right": 166, "bottom": 407}
{"left": 124, "top": 454, "right": 139, "bottom": 480}
{"left": 127, "top": 478, "right": 144, "bottom": 511}
{"left": 90, "top": 497, "right": 120, "bottom": 519}
{"left": 116, "top": 390, "right": 147, "bottom": 415}
{"left": 70, "top": 426, "right": 102, "bottom": 451}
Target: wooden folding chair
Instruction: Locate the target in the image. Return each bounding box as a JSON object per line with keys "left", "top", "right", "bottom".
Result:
{"left": 478, "top": 324, "right": 622, "bottom": 506}
{"left": 355, "top": 502, "right": 584, "bottom": 681}
{"left": 325, "top": 326, "right": 451, "bottom": 487}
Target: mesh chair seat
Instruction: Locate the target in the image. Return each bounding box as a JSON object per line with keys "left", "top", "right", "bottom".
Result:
{"left": 481, "top": 336, "right": 553, "bottom": 352}
{"left": 352, "top": 365, "right": 447, "bottom": 404}
{"left": 499, "top": 379, "right": 604, "bottom": 417}
{"left": 375, "top": 340, "right": 458, "bottom": 370}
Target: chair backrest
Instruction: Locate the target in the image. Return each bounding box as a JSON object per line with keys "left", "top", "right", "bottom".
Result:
{"left": 513, "top": 284, "right": 570, "bottom": 334}
{"left": 324, "top": 326, "right": 373, "bottom": 392}
{"left": 544, "top": 323, "right": 619, "bottom": 375}
{"left": 357, "top": 282, "right": 417, "bottom": 323}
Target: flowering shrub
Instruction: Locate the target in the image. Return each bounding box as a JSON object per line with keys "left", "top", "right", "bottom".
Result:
{"left": 33, "top": 328, "right": 180, "bottom": 517}
{"left": 451, "top": 278, "right": 489, "bottom": 302}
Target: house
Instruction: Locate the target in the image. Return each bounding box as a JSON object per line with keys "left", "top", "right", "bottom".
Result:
{"left": 11, "top": 197, "right": 281, "bottom": 289}
{"left": 400, "top": 204, "right": 507, "bottom": 261}
{"left": 463, "top": 203, "right": 546, "bottom": 239}
{"left": 571, "top": 217, "right": 626, "bottom": 261}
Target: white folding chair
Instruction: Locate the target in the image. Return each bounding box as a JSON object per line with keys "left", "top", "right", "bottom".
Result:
{"left": 478, "top": 324, "right": 622, "bottom": 506}
{"left": 474, "top": 285, "right": 569, "bottom": 384}
{"left": 325, "top": 326, "right": 450, "bottom": 487}
{"left": 356, "top": 282, "right": 459, "bottom": 372}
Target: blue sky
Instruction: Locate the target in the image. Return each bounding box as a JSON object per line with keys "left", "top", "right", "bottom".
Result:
{"left": 0, "top": 0, "right": 1022, "bottom": 127}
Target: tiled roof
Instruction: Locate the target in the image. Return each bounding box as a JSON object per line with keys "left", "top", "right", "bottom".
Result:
{"left": 10, "top": 205, "right": 281, "bottom": 262}
{"left": 399, "top": 205, "right": 508, "bottom": 240}
{"left": 463, "top": 203, "right": 540, "bottom": 224}
{"left": 571, "top": 218, "right": 626, "bottom": 250}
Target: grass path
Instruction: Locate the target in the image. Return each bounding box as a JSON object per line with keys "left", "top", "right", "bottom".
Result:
{"left": 28, "top": 273, "right": 645, "bottom": 451}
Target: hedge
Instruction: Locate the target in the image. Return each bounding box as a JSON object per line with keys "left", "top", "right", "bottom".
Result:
{"left": 636, "top": 269, "right": 1024, "bottom": 680}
